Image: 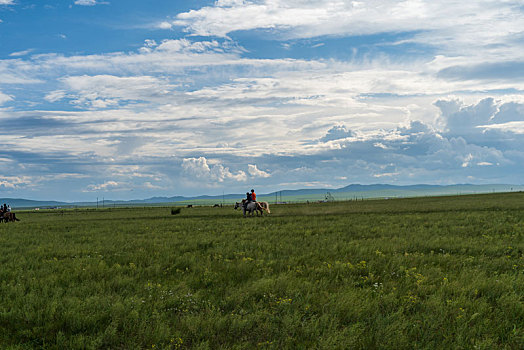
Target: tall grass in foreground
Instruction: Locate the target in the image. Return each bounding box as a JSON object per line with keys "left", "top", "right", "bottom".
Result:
{"left": 0, "top": 193, "right": 522, "bottom": 349}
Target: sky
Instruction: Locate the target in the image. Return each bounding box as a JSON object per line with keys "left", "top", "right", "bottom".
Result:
{"left": 0, "top": 0, "right": 523, "bottom": 202}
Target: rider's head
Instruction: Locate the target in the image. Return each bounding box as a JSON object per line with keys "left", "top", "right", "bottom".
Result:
{"left": 251, "top": 189, "right": 254, "bottom": 192}
{"left": 246, "top": 192, "right": 249, "bottom": 195}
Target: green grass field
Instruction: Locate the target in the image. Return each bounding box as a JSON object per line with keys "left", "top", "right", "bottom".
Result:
{"left": 0, "top": 193, "right": 522, "bottom": 349}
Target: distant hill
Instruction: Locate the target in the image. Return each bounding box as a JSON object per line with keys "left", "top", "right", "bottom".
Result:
{"left": 0, "top": 198, "right": 69, "bottom": 209}
{"left": 265, "top": 184, "right": 523, "bottom": 199}
{"left": 3, "top": 184, "right": 523, "bottom": 209}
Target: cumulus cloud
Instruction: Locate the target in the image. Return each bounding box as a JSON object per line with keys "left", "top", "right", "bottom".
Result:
{"left": 182, "top": 157, "right": 246, "bottom": 183}
{"left": 0, "top": 176, "right": 30, "bottom": 189}
{"left": 0, "top": 0, "right": 15, "bottom": 5}
{"left": 308, "top": 117, "right": 514, "bottom": 184}
{"left": 319, "top": 125, "right": 355, "bottom": 142}
{"left": 436, "top": 98, "right": 524, "bottom": 147}
{"left": 436, "top": 98, "right": 498, "bottom": 135}
{"left": 248, "top": 164, "right": 271, "bottom": 178}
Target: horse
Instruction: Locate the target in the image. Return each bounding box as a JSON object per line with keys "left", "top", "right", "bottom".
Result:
{"left": 234, "top": 200, "right": 260, "bottom": 217}
{"left": 257, "top": 201, "right": 271, "bottom": 214}
{"left": 1, "top": 212, "right": 20, "bottom": 223}
{"left": 234, "top": 200, "right": 270, "bottom": 217}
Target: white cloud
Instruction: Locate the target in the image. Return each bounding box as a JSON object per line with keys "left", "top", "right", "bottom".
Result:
{"left": 74, "top": 0, "right": 108, "bottom": 6}
{"left": 44, "top": 90, "right": 67, "bottom": 103}
{"left": 157, "top": 22, "right": 172, "bottom": 30}
{"left": 0, "top": 91, "right": 12, "bottom": 105}
{"left": 0, "top": 176, "right": 30, "bottom": 189}
{"left": 436, "top": 98, "right": 498, "bottom": 135}
{"left": 9, "top": 49, "right": 34, "bottom": 57}
{"left": 182, "top": 157, "right": 246, "bottom": 183}
{"left": 182, "top": 157, "right": 212, "bottom": 177}
{"left": 57, "top": 75, "right": 175, "bottom": 108}
{"left": 165, "top": 0, "right": 524, "bottom": 74}
{"left": 74, "top": 0, "right": 96, "bottom": 5}
{"left": 12, "top": 38, "right": 257, "bottom": 77}
{"left": 248, "top": 164, "right": 271, "bottom": 178}
{"left": 85, "top": 181, "right": 121, "bottom": 191}
{"left": 373, "top": 172, "right": 400, "bottom": 178}
{"left": 480, "top": 122, "right": 524, "bottom": 134}
{"left": 436, "top": 98, "right": 524, "bottom": 145}
{"left": 319, "top": 125, "right": 355, "bottom": 142}
{"left": 461, "top": 153, "right": 474, "bottom": 168}
{"left": 1, "top": 2, "right": 523, "bottom": 200}
{"left": 170, "top": 1, "right": 523, "bottom": 48}
{"left": 143, "top": 181, "right": 163, "bottom": 190}
{"left": 216, "top": 0, "right": 246, "bottom": 7}
{"left": 0, "top": 60, "right": 45, "bottom": 84}
{"left": 0, "top": 1, "right": 15, "bottom": 5}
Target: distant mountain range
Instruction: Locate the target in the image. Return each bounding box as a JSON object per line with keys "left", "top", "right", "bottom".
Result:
{"left": 2, "top": 184, "right": 523, "bottom": 209}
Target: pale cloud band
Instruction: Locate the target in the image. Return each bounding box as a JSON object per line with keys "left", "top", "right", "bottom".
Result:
{"left": 74, "top": 0, "right": 108, "bottom": 6}
{"left": 170, "top": 0, "right": 524, "bottom": 55}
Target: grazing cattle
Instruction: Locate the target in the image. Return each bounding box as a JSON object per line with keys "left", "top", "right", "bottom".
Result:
{"left": 187, "top": 205, "right": 193, "bottom": 208}
{"left": 213, "top": 204, "right": 220, "bottom": 207}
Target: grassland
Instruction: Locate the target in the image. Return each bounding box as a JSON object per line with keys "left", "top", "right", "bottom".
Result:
{"left": 0, "top": 193, "right": 522, "bottom": 349}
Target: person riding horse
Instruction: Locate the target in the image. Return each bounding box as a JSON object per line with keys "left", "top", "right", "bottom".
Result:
{"left": 244, "top": 192, "right": 252, "bottom": 209}
{"left": 0, "top": 203, "right": 20, "bottom": 222}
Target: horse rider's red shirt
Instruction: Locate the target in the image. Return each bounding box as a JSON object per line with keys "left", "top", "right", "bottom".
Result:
{"left": 252, "top": 192, "right": 256, "bottom": 201}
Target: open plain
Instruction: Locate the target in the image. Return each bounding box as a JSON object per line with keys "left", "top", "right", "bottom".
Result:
{"left": 0, "top": 193, "right": 522, "bottom": 349}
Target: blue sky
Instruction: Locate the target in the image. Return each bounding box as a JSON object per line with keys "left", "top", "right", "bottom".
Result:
{"left": 1, "top": 0, "right": 523, "bottom": 201}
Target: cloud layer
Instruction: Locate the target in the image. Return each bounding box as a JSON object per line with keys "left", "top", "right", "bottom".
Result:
{"left": 0, "top": 1, "right": 523, "bottom": 201}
